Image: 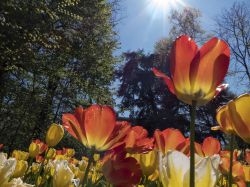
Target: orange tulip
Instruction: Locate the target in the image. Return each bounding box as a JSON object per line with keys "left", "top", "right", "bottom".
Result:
{"left": 216, "top": 94, "right": 250, "bottom": 143}
{"left": 102, "top": 150, "right": 142, "bottom": 187}
{"left": 62, "top": 105, "right": 130, "bottom": 151}
{"left": 154, "top": 128, "right": 185, "bottom": 155}
{"left": 201, "top": 136, "right": 221, "bottom": 157}
{"left": 153, "top": 35, "right": 230, "bottom": 106}
{"left": 220, "top": 158, "right": 246, "bottom": 187}
{"left": 123, "top": 126, "right": 154, "bottom": 153}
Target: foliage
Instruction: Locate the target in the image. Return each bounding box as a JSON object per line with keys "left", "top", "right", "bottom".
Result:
{"left": 0, "top": 0, "right": 119, "bottom": 152}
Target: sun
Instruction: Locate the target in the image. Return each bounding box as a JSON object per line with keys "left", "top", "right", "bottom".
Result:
{"left": 147, "top": 0, "right": 185, "bottom": 16}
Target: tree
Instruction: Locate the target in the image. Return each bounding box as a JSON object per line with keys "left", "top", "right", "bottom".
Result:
{"left": 0, "top": 0, "right": 119, "bottom": 151}
{"left": 116, "top": 7, "right": 235, "bottom": 142}
{"left": 215, "top": 1, "right": 250, "bottom": 89}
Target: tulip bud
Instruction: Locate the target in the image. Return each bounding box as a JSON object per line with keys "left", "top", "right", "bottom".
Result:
{"left": 46, "top": 148, "right": 56, "bottom": 159}
{"left": 46, "top": 123, "right": 64, "bottom": 147}
{"left": 12, "top": 160, "right": 28, "bottom": 178}
{"left": 29, "top": 142, "right": 40, "bottom": 158}
{"left": 12, "top": 150, "right": 29, "bottom": 161}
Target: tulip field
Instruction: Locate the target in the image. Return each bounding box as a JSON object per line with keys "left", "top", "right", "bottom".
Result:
{"left": 1, "top": 35, "right": 250, "bottom": 187}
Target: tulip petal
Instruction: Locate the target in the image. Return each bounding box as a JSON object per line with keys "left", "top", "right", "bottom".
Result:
{"left": 216, "top": 105, "right": 235, "bottom": 134}
{"left": 190, "top": 38, "right": 230, "bottom": 96}
{"left": 159, "top": 151, "right": 190, "bottom": 187}
{"left": 154, "top": 128, "right": 185, "bottom": 154}
{"left": 152, "top": 68, "right": 175, "bottom": 94}
{"left": 170, "top": 35, "right": 198, "bottom": 94}
{"left": 62, "top": 113, "right": 88, "bottom": 146}
{"left": 195, "top": 155, "right": 220, "bottom": 187}
{"left": 202, "top": 137, "right": 221, "bottom": 157}
{"left": 84, "top": 105, "right": 116, "bottom": 150}
{"left": 228, "top": 94, "right": 250, "bottom": 143}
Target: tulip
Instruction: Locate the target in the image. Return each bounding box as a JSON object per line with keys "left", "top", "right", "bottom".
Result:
{"left": 12, "top": 160, "right": 28, "bottom": 178}
{"left": 0, "top": 153, "right": 17, "bottom": 185}
{"left": 52, "top": 160, "right": 74, "bottom": 187}
{"left": 102, "top": 151, "right": 142, "bottom": 187}
{"left": 46, "top": 123, "right": 64, "bottom": 147}
{"left": 129, "top": 149, "right": 158, "bottom": 176}
{"left": 28, "top": 142, "right": 40, "bottom": 158}
{"left": 154, "top": 128, "right": 185, "bottom": 155}
{"left": 153, "top": 35, "right": 230, "bottom": 106}
{"left": 123, "top": 126, "right": 154, "bottom": 153}
{"left": 62, "top": 105, "right": 130, "bottom": 151}
{"left": 30, "top": 139, "right": 48, "bottom": 155}
{"left": 216, "top": 94, "right": 250, "bottom": 143}
{"left": 12, "top": 150, "right": 29, "bottom": 161}
{"left": 159, "top": 150, "right": 220, "bottom": 187}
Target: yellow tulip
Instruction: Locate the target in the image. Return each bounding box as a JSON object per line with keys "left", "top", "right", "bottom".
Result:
{"left": 46, "top": 123, "right": 64, "bottom": 147}
{"left": 12, "top": 150, "right": 29, "bottom": 161}
{"left": 159, "top": 150, "right": 220, "bottom": 187}
{"left": 0, "top": 153, "right": 16, "bottom": 185}
{"left": 52, "top": 160, "right": 74, "bottom": 187}
{"left": 28, "top": 142, "right": 40, "bottom": 158}
{"left": 12, "top": 160, "right": 28, "bottom": 178}
{"left": 129, "top": 150, "right": 158, "bottom": 176}
{"left": 216, "top": 94, "right": 250, "bottom": 143}
{"left": 46, "top": 148, "right": 56, "bottom": 159}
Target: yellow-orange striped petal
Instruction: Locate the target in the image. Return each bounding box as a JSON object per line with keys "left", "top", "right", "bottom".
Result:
{"left": 84, "top": 105, "right": 116, "bottom": 150}
{"left": 228, "top": 94, "right": 250, "bottom": 143}
{"left": 190, "top": 38, "right": 230, "bottom": 97}
{"left": 170, "top": 35, "right": 198, "bottom": 94}
{"left": 216, "top": 105, "right": 235, "bottom": 134}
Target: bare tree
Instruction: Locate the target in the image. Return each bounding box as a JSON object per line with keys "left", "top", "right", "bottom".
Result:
{"left": 169, "top": 7, "right": 206, "bottom": 43}
{"left": 215, "top": 1, "right": 250, "bottom": 89}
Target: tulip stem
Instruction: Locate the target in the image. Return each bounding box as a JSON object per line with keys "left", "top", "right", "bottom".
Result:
{"left": 228, "top": 134, "right": 234, "bottom": 187}
{"left": 83, "top": 149, "right": 95, "bottom": 186}
{"left": 190, "top": 100, "right": 197, "bottom": 187}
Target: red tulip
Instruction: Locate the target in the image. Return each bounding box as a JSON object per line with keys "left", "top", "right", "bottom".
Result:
{"left": 62, "top": 105, "right": 130, "bottom": 151}
{"left": 102, "top": 149, "right": 142, "bottom": 187}
{"left": 153, "top": 35, "right": 230, "bottom": 106}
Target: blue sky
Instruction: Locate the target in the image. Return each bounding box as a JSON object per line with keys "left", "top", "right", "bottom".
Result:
{"left": 116, "top": 0, "right": 239, "bottom": 54}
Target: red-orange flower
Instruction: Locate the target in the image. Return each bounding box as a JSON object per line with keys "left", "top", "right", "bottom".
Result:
{"left": 102, "top": 150, "right": 142, "bottom": 187}
{"left": 154, "top": 128, "right": 185, "bottom": 154}
{"left": 0, "top": 144, "right": 3, "bottom": 150}
{"left": 123, "top": 126, "right": 154, "bottom": 153}
{"left": 62, "top": 105, "right": 130, "bottom": 151}
{"left": 153, "top": 35, "right": 230, "bottom": 106}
